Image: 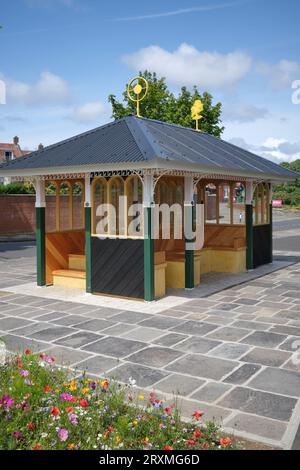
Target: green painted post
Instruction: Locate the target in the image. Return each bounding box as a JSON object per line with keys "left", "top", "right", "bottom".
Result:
{"left": 85, "top": 207, "right": 92, "bottom": 293}
{"left": 144, "top": 206, "right": 154, "bottom": 301}
{"left": 36, "top": 207, "right": 46, "bottom": 286}
{"left": 246, "top": 204, "right": 254, "bottom": 270}
{"left": 185, "top": 204, "right": 194, "bottom": 289}
{"left": 269, "top": 203, "right": 273, "bottom": 263}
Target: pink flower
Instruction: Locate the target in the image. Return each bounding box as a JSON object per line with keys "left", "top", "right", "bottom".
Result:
{"left": 60, "top": 393, "right": 73, "bottom": 401}
{"left": 20, "top": 370, "right": 29, "bottom": 377}
{"left": 0, "top": 394, "right": 14, "bottom": 409}
{"left": 12, "top": 431, "right": 23, "bottom": 440}
{"left": 57, "top": 428, "right": 69, "bottom": 442}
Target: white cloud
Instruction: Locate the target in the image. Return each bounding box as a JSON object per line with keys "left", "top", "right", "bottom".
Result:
{"left": 257, "top": 59, "right": 300, "bottom": 90}
{"left": 123, "top": 43, "right": 252, "bottom": 90}
{"left": 223, "top": 102, "right": 268, "bottom": 123}
{"left": 113, "top": 1, "right": 247, "bottom": 21}
{"left": 228, "top": 136, "right": 300, "bottom": 163}
{"left": 4, "top": 71, "right": 70, "bottom": 106}
{"left": 71, "top": 101, "right": 105, "bottom": 123}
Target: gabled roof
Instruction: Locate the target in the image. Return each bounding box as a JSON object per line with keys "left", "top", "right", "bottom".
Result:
{"left": 0, "top": 115, "right": 298, "bottom": 181}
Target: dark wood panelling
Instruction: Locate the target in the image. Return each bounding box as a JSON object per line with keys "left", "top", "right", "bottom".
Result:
{"left": 253, "top": 225, "right": 271, "bottom": 268}
{"left": 91, "top": 238, "right": 144, "bottom": 299}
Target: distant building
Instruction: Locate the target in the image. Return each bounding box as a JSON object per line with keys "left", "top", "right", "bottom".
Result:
{"left": 0, "top": 137, "right": 33, "bottom": 184}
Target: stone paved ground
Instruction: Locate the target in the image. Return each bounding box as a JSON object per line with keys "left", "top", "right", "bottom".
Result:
{"left": 1, "top": 252, "right": 300, "bottom": 449}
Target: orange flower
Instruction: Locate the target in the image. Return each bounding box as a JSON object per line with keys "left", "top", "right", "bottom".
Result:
{"left": 220, "top": 437, "right": 232, "bottom": 448}
{"left": 193, "top": 430, "right": 203, "bottom": 438}
{"left": 27, "top": 421, "right": 35, "bottom": 431}
{"left": 25, "top": 349, "right": 31, "bottom": 355}
{"left": 66, "top": 406, "right": 74, "bottom": 413}
{"left": 32, "top": 443, "right": 42, "bottom": 450}
{"left": 164, "top": 446, "right": 173, "bottom": 450}
{"left": 44, "top": 386, "right": 51, "bottom": 393}
{"left": 192, "top": 411, "right": 204, "bottom": 420}
{"left": 204, "top": 442, "right": 210, "bottom": 449}
{"left": 51, "top": 406, "right": 60, "bottom": 416}
{"left": 108, "top": 426, "right": 113, "bottom": 433}
{"left": 80, "top": 399, "right": 88, "bottom": 408}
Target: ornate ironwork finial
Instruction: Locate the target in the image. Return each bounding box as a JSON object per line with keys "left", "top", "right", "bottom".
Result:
{"left": 127, "top": 76, "right": 149, "bottom": 117}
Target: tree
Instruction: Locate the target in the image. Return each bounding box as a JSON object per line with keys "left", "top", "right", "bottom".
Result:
{"left": 108, "top": 71, "right": 224, "bottom": 137}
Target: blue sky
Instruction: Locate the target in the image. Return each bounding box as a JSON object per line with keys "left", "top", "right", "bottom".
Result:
{"left": 0, "top": 0, "right": 300, "bottom": 162}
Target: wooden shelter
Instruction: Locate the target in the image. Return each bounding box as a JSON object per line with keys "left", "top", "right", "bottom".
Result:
{"left": 0, "top": 116, "right": 298, "bottom": 301}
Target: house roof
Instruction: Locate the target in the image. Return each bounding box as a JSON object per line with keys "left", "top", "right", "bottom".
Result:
{"left": 0, "top": 115, "right": 298, "bottom": 181}
{"left": 0, "top": 142, "right": 30, "bottom": 158}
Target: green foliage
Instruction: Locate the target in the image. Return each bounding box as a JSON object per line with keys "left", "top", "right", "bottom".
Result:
{"left": 0, "top": 352, "right": 235, "bottom": 451}
{"left": 108, "top": 71, "right": 224, "bottom": 137}
{"left": 0, "top": 182, "right": 35, "bottom": 194}
{"left": 274, "top": 160, "right": 300, "bottom": 207}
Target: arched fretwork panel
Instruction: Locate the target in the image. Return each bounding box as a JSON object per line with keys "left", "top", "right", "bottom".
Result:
{"left": 108, "top": 176, "right": 124, "bottom": 236}
{"left": 72, "top": 181, "right": 84, "bottom": 230}
{"left": 125, "top": 175, "right": 143, "bottom": 237}
{"left": 59, "top": 181, "right": 72, "bottom": 231}
{"left": 92, "top": 177, "right": 108, "bottom": 235}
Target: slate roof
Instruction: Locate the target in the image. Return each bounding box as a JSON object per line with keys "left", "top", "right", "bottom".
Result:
{"left": 0, "top": 116, "right": 298, "bottom": 180}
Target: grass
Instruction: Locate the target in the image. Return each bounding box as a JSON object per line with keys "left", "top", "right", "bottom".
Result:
{"left": 0, "top": 350, "right": 235, "bottom": 451}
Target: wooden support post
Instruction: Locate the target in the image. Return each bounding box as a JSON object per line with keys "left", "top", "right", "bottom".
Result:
{"left": 185, "top": 176, "right": 194, "bottom": 289}
{"left": 35, "top": 179, "right": 46, "bottom": 286}
{"left": 246, "top": 181, "right": 254, "bottom": 270}
{"left": 143, "top": 174, "right": 154, "bottom": 301}
{"left": 85, "top": 175, "right": 92, "bottom": 293}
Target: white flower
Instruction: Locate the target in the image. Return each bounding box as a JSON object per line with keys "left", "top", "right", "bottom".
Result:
{"left": 128, "top": 377, "right": 137, "bottom": 388}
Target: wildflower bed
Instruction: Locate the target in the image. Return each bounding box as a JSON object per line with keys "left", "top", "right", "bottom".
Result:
{"left": 0, "top": 350, "right": 235, "bottom": 451}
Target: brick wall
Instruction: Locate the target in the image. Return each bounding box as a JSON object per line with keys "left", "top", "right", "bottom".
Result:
{"left": 0, "top": 195, "right": 36, "bottom": 235}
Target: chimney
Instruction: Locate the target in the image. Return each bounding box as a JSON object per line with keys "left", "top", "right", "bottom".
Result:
{"left": 38, "top": 143, "right": 44, "bottom": 151}
{"left": 13, "top": 136, "right": 19, "bottom": 146}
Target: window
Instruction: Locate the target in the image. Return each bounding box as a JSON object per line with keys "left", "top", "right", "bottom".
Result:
{"left": 205, "top": 184, "right": 217, "bottom": 223}
{"left": 5, "top": 151, "right": 13, "bottom": 163}
{"left": 59, "top": 182, "right": 72, "bottom": 231}
{"left": 232, "top": 183, "right": 245, "bottom": 224}
{"left": 108, "top": 177, "right": 124, "bottom": 236}
{"left": 253, "top": 183, "right": 269, "bottom": 225}
{"left": 92, "top": 177, "right": 107, "bottom": 235}
{"left": 219, "top": 184, "right": 231, "bottom": 224}
{"left": 45, "top": 182, "right": 57, "bottom": 233}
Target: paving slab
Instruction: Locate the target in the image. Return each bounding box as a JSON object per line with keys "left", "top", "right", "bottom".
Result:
{"left": 240, "top": 347, "right": 291, "bottom": 367}
{"left": 218, "top": 386, "right": 297, "bottom": 421}
{"left": 208, "top": 343, "right": 250, "bottom": 360}
{"left": 75, "top": 355, "right": 120, "bottom": 375}
{"left": 153, "top": 332, "right": 188, "bottom": 347}
{"left": 170, "top": 320, "right": 218, "bottom": 336}
{"left": 191, "top": 382, "right": 232, "bottom": 403}
{"left": 121, "top": 326, "right": 165, "bottom": 342}
{"left": 50, "top": 314, "right": 88, "bottom": 326}
{"left": 154, "top": 374, "right": 205, "bottom": 397}
{"left": 0, "top": 334, "right": 50, "bottom": 353}
{"left": 110, "top": 362, "right": 169, "bottom": 387}
{"left": 240, "top": 331, "right": 287, "bottom": 348}
{"left": 248, "top": 367, "right": 300, "bottom": 397}
{"left": 31, "top": 326, "right": 78, "bottom": 342}
{"left": 126, "top": 346, "right": 183, "bottom": 368}
{"left": 110, "top": 311, "right": 153, "bottom": 324}
{"left": 81, "top": 336, "right": 147, "bottom": 358}
{"left": 225, "top": 413, "right": 287, "bottom": 442}
{"left": 41, "top": 346, "right": 92, "bottom": 366}
{"left": 54, "top": 331, "right": 103, "bottom": 348}
{"left": 176, "top": 336, "right": 221, "bottom": 354}
{"left": 206, "top": 326, "right": 250, "bottom": 342}
{"left": 166, "top": 354, "right": 238, "bottom": 380}
{"left": 223, "top": 363, "right": 261, "bottom": 385}
{"left": 72, "top": 318, "right": 116, "bottom": 332}
{"left": 139, "top": 316, "right": 185, "bottom": 330}
{"left": 0, "top": 316, "right": 34, "bottom": 331}
{"left": 270, "top": 325, "right": 300, "bottom": 337}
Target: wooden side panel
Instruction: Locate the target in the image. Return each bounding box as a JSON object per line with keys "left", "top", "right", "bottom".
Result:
{"left": 91, "top": 238, "right": 144, "bottom": 299}
{"left": 204, "top": 225, "right": 246, "bottom": 249}
{"left": 253, "top": 225, "right": 271, "bottom": 268}
{"left": 46, "top": 230, "right": 85, "bottom": 285}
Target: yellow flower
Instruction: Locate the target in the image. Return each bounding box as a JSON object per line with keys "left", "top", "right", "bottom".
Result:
{"left": 101, "top": 380, "right": 108, "bottom": 387}
{"left": 133, "top": 420, "right": 138, "bottom": 426}
{"left": 115, "top": 436, "right": 122, "bottom": 444}
{"left": 144, "top": 437, "right": 149, "bottom": 443}
{"left": 68, "top": 443, "right": 75, "bottom": 449}
{"left": 138, "top": 395, "right": 145, "bottom": 400}
{"left": 81, "top": 388, "right": 90, "bottom": 394}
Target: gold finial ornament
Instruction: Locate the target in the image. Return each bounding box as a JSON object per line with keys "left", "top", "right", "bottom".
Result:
{"left": 191, "top": 99, "right": 204, "bottom": 131}
{"left": 127, "top": 76, "right": 149, "bottom": 117}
